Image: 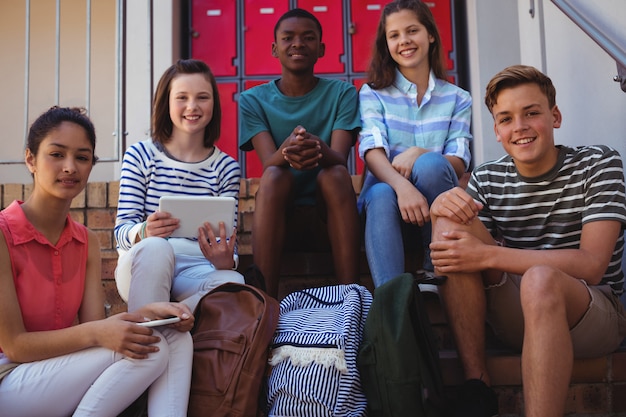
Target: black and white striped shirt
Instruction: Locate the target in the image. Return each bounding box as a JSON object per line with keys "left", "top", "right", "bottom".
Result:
{"left": 467, "top": 145, "right": 626, "bottom": 294}
{"left": 114, "top": 139, "right": 241, "bottom": 254}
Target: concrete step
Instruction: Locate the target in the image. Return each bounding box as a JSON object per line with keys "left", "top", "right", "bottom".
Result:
{"left": 104, "top": 253, "right": 626, "bottom": 416}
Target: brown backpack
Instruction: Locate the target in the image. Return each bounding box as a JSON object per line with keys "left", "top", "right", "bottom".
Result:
{"left": 188, "top": 282, "right": 280, "bottom": 417}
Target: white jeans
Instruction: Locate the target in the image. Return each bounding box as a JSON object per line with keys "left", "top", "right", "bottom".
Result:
{"left": 0, "top": 327, "right": 192, "bottom": 417}
{"left": 116, "top": 237, "right": 244, "bottom": 311}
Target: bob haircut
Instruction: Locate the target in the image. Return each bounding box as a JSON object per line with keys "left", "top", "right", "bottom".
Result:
{"left": 484, "top": 64, "right": 557, "bottom": 115}
{"left": 27, "top": 106, "right": 98, "bottom": 165}
{"left": 367, "top": 0, "right": 447, "bottom": 89}
{"left": 151, "top": 59, "right": 221, "bottom": 147}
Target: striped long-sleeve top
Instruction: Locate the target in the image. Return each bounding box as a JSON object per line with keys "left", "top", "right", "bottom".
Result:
{"left": 114, "top": 139, "right": 241, "bottom": 258}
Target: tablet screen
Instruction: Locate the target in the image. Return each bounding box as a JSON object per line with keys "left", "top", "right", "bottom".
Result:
{"left": 158, "top": 195, "right": 236, "bottom": 238}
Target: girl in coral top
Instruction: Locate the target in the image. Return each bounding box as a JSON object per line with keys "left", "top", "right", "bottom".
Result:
{"left": 0, "top": 106, "right": 193, "bottom": 417}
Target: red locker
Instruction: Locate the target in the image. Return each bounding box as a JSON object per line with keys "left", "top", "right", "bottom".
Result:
{"left": 350, "top": 0, "right": 455, "bottom": 74}
{"left": 191, "top": 0, "right": 238, "bottom": 77}
{"left": 189, "top": 0, "right": 462, "bottom": 178}
{"left": 426, "top": 0, "right": 455, "bottom": 71}
{"left": 244, "top": 0, "right": 289, "bottom": 76}
{"left": 296, "top": 0, "right": 345, "bottom": 74}
{"left": 216, "top": 83, "right": 239, "bottom": 160}
{"left": 349, "top": 0, "right": 383, "bottom": 74}
{"left": 245, "top": 149, "right": 264, "bottom": 178}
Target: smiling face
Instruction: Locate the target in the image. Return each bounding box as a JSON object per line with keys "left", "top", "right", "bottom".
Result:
{"left": 26, "top": 121, "right": 94, "bottom": 201}
{"left": 168, "top": 73, "right": 214, "bottom": 139}
{"left": 385, "top": 9, "right": 433, "bottom": 77}
{"left": 492, "top": 83, "right": 562, "bottom": 177}
{"left": 272, "top": 16, "right": 325, "bottom": 74}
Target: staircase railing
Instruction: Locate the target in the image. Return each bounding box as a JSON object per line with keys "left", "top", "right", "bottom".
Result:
{"left": 551, "top": 0, "right": 626, "bottom": 92}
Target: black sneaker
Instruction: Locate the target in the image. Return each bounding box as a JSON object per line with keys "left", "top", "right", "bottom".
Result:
{"left": 453, "top": 379, "right": 499, "bottom": 417}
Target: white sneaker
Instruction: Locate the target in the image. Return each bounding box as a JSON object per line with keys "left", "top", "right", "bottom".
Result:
{"left": 418, "top": 283, "right": 439, "bottom": 294}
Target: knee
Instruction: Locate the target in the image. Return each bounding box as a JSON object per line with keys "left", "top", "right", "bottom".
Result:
{"left": 412, "top": 153, "right": 457, "bottom": 190}
{"left": 203, "top": 270, "right": 245, "bottom": 290}
{"left": 363, "top": 183, "right": 397, "bottom": 212}
{"left": 431, "top": 215, "right": 457, "bottom": 241}
{"left": 221, "top": 270, "right": 245, "bottom": 285}
{"left": 116, "top": 238, "right": 175, "bottom": 301}
{"left": 134, "top": 237, "right": 175, "bottom": 262}
{"left": 258, "top": 166, "right": 294, "bottom": 198}
{"left": 134, "top": 238, "right": 176, "bottom": 275}
{"left": 317, "top": 165, "right": 354, "bottom": 195}
{"left": 415, "top": 152, "right": 449, "bottom": 171}
{"left": 520, "top": 265, "right": 564, "bottom": 313}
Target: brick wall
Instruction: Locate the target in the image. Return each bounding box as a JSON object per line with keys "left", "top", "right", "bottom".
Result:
{"left": 0, "top": 174, "right": 441, "bottom": 312}
{"left": 0, "top": 177, "right": 340, "bottom": 314}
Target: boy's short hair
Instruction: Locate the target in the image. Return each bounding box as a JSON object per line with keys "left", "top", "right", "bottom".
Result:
{"left": 273, "top": 8, "right": 323, "bottom": 42}
{"left": 485, "top": 65, "right": 557, "bottom": 114}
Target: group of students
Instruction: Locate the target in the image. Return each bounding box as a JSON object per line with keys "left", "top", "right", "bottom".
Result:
{"left": 1, "top": 0, "right": 625, "bottom": 416}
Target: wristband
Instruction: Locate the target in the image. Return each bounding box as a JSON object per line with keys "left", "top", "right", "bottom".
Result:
{"left": 139, "top": 221, "right": 147, "bottom": 240}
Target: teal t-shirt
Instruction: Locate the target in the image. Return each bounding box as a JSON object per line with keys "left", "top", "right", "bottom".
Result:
{"left": 238, "top": 77, "right": 360, "bottom": 204}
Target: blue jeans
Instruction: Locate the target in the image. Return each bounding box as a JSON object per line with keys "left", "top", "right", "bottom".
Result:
{"left": 359, "top": 152, "right": 459, "bottom": 287}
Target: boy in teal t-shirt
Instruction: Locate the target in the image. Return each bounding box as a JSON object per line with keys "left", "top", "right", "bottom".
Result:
{"left": 238, "top": 8, "right": 361, "bottom": 297}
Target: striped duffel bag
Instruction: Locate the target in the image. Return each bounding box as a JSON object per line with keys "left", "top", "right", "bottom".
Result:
{"left": 266, "top": 284, "right": 373, "bottom": 417}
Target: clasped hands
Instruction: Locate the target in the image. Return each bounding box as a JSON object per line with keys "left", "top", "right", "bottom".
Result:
{"left": 281, "top": 125, "right": 322, "bottom": 170}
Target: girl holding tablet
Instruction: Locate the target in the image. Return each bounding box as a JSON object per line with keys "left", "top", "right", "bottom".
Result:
{"left": 114, "top": 59, "right": 244, "bottom": 313}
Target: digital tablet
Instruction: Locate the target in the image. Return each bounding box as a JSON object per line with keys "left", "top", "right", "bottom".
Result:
{"left": 158, "top": 195, "right": 236, "bottom": 238}
{"left": 137, "top": 317, "right": 181, "bottom": 327}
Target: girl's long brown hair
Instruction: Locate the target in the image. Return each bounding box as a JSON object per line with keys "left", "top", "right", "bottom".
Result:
{"left": 367, "top": 0, "right": 447, "bottom": 90}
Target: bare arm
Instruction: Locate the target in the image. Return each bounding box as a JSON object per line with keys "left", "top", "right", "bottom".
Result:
{"left": 319, "top": 128, "right": 355, "bottom": 167}
{"left": 255, "top": 126, "right": 355, "bottom": 172}
{"left": 0, "top": 231, "right": 167, "bottom": 363}
{"left": 251, "top": 131, "right": 289, "bottom": 170}
{"left": 430, "top": 188, "right": 621, "bottom": 285}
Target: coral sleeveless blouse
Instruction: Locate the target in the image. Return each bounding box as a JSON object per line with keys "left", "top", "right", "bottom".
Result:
{"left": 0, "top": 201, "right": 87, "bottom": 339}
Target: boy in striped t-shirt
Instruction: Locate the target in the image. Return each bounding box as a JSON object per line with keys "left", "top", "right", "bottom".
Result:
{"left": 429, "top": 65, "right": 626, "bottom": 417}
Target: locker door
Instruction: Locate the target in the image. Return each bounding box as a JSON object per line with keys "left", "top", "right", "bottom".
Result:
{"left": 428, "top": 0, "right": 455, "bottom": 71}
{"left": 245, "top": 148, "right": 264, "bottom": 178}
{"left": 244, "top": 0, "right": 289, "bottom": 76}
{"left": 349, "top": 0, "right": 383, "bottom": 74}
{"left": 191, "top": 0, "right": 238, "bottom": 77}
{"left": 216, "top": 82, "right": 239, "bottom": 161}
{"left": 296, "top": 0, "right": 345, "bottom": 74}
